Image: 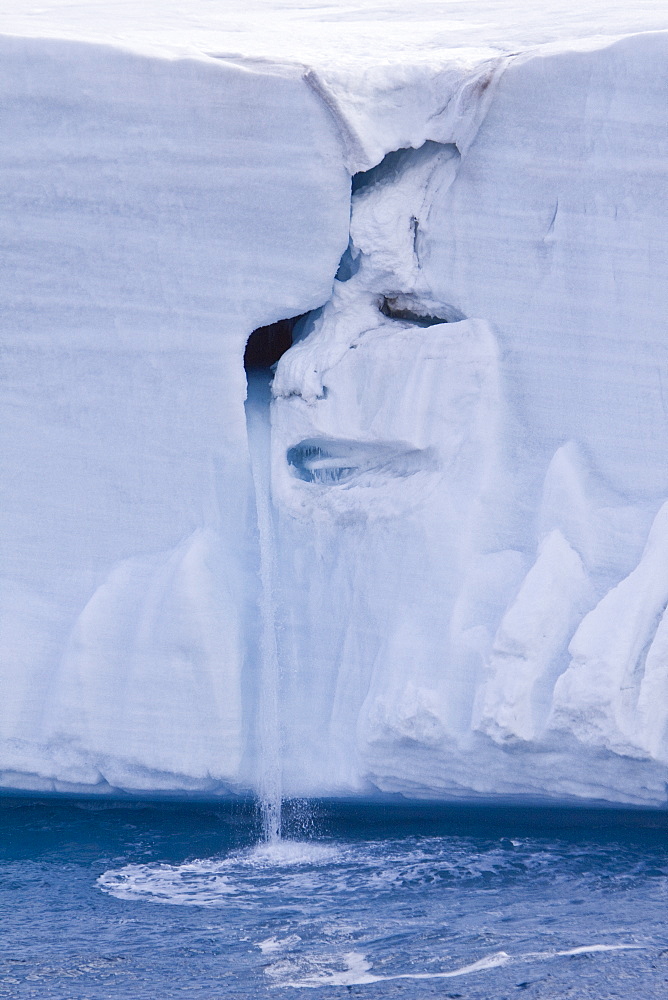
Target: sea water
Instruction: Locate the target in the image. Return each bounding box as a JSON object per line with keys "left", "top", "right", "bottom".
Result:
{"left": 0, "top": 798, "right": 667, "bottom": 998}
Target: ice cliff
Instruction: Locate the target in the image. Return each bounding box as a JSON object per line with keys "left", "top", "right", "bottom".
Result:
{"left": 1, "top": 2, "right": 667, "bottom": 806}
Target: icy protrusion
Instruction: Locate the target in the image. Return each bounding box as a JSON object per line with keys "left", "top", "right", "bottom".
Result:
{"left": 350, "top": 142, "right": 460, "bottom": 291}
{"left": 272, "top": 141, "right": 462, "bottom": 405}
{"left": 473, "top": 530, "right": 594, "bottom": 744}
{"left": 539, "top": 442, "right": 652, "bottom": 588}
{"left": 274, "top": 316, "right": 501, "bottom": 524}
{"left": 551, "top": 502, "right": 668, "bottom": 757}
{"left": 271, "top": 85, "right": 507, "bottom": 790}
{"left": 43, "top": 530, "right": 244, "bottom": 789}
{"left": 636, "top": 609, "right": 668, "bottom": 763}
{"left": 304, "top": 55, "right": 509, "bottom": 173}
{"left": 273, "top": 313, "right": 503, "bottom": 792}
{"left": 379, "top": 294, "right": 465, "bottom": 326}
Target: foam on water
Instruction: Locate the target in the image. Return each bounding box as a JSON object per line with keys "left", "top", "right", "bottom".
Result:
{"left": 281, "top": 944, "right": 644, "bottom": 988}
{"left": 97, "top": 840, "right": 341, "bottom": 907}
{"left": 96, "top": 830, "right": 653, "bottom": 994}
{"left": 99, "top": 836, "right": 543, "bottom": 907}
{"left": 281, "top": 949, "right": 512, "bottom": 987}
{"left": 3, "top": 800, "right": 666, "bottom": 998}
{"left": 98, "top": 832, "right": 665, "bottom": 907}
{"left": 244, "top": 839, "right": 340, "bottom": 866}
{"left": 97, "top": 860, "right": 238, "bottom": 906}
{"left": 258, "top": 934, "right": 303, "bottom": 955}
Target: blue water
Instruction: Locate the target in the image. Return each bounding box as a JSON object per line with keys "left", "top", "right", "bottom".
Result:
{"left": 1, "top": 798, "right": 667, "bottom": 998}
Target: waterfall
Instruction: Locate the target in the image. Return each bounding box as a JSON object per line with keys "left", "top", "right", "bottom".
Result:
{"left": 245, "top": 370, "right": 282, "bottom": 842}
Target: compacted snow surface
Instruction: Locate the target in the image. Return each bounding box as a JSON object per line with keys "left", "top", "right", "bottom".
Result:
{"left": 1, "top": 799, "right": 668, "bottom": 998}
{"left": 1, "top": 1, "right": 668, "bottom": 806}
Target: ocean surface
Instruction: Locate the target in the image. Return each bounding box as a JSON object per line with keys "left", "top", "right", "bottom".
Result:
{"left": 0, "top": 797, "right": 667, "bottom": 998}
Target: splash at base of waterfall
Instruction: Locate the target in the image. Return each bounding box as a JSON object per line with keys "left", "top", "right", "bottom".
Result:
{"left": 93, "top": 801, "right": 666, "bottom": 997}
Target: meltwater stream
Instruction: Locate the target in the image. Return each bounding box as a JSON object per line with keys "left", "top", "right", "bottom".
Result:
{"left": 245, "top": 371, "right": 283, "bottom": 842}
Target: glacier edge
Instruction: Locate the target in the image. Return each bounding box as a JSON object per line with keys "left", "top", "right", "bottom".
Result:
{"left": 1, "top": 18, "right": 668, "bottom": 806}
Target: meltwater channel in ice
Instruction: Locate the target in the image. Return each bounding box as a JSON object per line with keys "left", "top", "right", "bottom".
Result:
{"left": 245, "top": 372, "right": 283, "bottom": 843}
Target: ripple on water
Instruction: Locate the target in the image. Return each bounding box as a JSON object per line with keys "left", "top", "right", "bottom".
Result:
{"left": 97, "top": 839, "right": 341, "bottom": 907}
{"left": 275, "top": 944, "right": 644, "bottom": 989}
{"left": 96, "top": 834, "right": 661, "bottom": 993}
{"left": 97, "top": 859, "right": 238, "bottom": 906}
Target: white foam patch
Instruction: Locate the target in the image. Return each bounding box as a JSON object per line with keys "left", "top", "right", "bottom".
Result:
{"left": 282, "top": 950, "right": 512, "bottom": 987}
{"left": 97, "top": 840, "right": 341, "bottom": 906}
{"left": 258, "top": 934, "right": 303, "bottom": 955}
{"left": 243, "top": 840, "right": 340, "bottom": 866}
{"left": 96, "top": 836, "right": 593, "bottom": 910}
{"left": 554, "top": 944, "right": 643, "bottom": 957}
{"left": 96, "top": 860, "right": 237, "bottom": 906}
{"left": 281, "top": 943, "right": 644, "bottom": 988}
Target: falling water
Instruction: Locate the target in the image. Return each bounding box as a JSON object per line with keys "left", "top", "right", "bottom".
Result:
{"left": 245, "top": 370, "right": 282, "bottom": 842}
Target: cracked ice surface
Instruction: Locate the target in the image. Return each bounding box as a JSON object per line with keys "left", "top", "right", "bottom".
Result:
{"left": 1, "top": 2, "right": 668, "bottom": 805}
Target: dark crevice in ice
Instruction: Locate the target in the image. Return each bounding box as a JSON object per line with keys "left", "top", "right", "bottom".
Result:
{"left": 287, "top": 437, "right": 434, "bottom": 486}
{"left": 379, "top": 295, "right": 466, "bottom": 327}
{"left": 335, "top": 239, "right": 361, "bottom": 282}
{"left": 351, "top": 139, "right": 459, "bottom": 195}
{"left": 244, "top": 314, "right": 308, "bottom": 371}
{"left": 411, "top": 216, "right": 419, "bottom": 256}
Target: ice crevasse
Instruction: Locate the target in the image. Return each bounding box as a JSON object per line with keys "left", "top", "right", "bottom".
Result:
{"left": 1, "top": 2, "right": 667, "bottom": 806}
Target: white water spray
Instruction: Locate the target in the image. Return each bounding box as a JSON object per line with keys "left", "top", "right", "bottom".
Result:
{"left": 245, "top": 371, "right": 283, "bottom": 842}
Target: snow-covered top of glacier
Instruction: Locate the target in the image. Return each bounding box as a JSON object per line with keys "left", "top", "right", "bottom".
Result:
{"left": 1, "top": 0, "right": 665, "bottom": 65}
{"left": 4, "top": 1, "right": 665, "bottom": 172}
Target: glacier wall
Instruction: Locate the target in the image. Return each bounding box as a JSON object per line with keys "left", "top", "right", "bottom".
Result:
{"left": 0, "top": 33, "right": 350, "bottom": 793}
{"left": 1, "top": 15, "right": 667, "bottom": 806}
